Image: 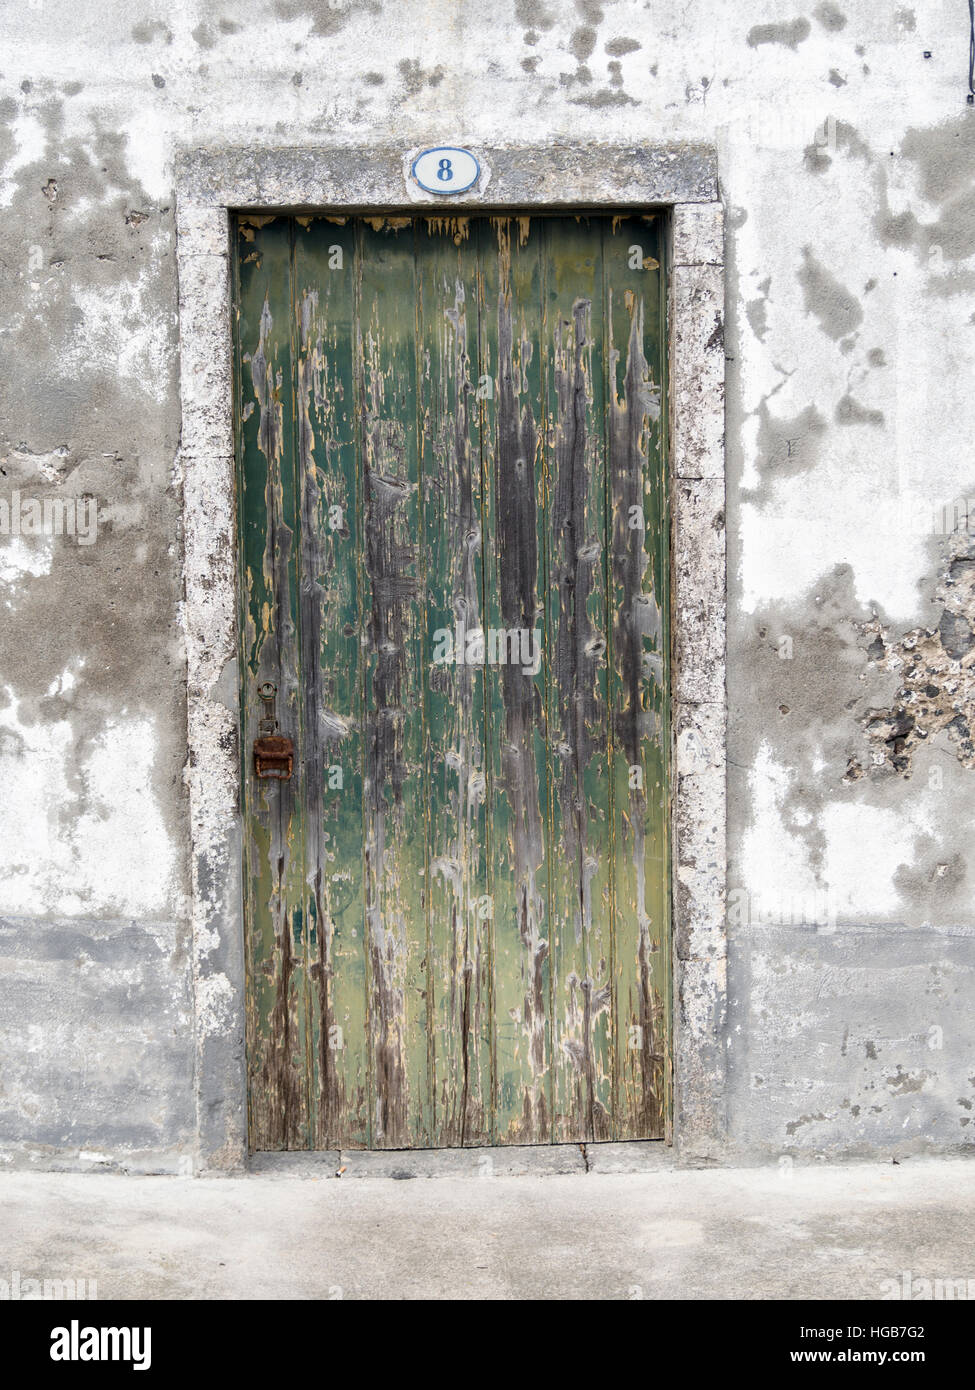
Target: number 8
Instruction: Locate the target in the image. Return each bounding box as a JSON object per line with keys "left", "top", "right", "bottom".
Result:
{"left": 437, "top": 158, "right": 453, "bottom": 182}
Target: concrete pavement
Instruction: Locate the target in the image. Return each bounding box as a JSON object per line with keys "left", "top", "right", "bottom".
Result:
{"left": 1, "top": 1155, "right": 973, "bottom": 1300}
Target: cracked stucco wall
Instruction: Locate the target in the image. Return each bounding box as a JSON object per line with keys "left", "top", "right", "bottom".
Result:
{"left": 1, "top": 0, "right": 974, "bottom": 1167}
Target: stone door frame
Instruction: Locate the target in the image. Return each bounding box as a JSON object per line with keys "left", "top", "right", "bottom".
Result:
{"left": 174, "top": 144, "right": 726, "bottom": 1171}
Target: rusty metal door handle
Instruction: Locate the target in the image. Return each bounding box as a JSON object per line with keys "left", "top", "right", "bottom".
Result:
{"left": 253, "top": 682, "right": 294, "bottom": 780}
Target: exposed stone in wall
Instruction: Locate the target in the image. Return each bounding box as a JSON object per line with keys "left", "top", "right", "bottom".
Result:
{"left": 850, "top": 530, "right": 975, "bottom": 780}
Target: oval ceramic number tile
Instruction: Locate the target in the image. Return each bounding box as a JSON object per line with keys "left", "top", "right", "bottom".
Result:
{"left": 411, "top": 147, "right": 480, "bottom": 194}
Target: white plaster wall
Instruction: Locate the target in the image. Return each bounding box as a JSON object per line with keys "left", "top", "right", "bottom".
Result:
{"left": 1, "top": 0, "right": 974, "bottom": 1161}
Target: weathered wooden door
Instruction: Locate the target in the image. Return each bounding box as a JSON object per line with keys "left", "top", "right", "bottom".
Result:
{"left": 234, "top": 213, "right": 669, "bottom": 1151}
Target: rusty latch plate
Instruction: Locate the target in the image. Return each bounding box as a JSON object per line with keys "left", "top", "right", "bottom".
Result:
{"left": 254, "top": 734, "right": 294, "bottom": 780}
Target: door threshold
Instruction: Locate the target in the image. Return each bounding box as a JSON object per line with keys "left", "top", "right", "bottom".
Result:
{"left": 247, "top": 1140, "right": 670, "bottom": 1180}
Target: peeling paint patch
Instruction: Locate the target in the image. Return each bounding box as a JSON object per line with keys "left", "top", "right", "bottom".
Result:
{"left": 885, "top": 1065, "right": 927, "bottom": 1095}
{"left": 0, "top": 112, "right": 46, "bottom": 208}
{"left": 65, "top": 248, "right": 173, "bottom": 404}
{"left": 747, "top": 19, "right": 811, "bottom": 50}
{"left": 797, "top": 247, "right": 863, "bottom": 340}
{"left": 570, "top": 87, "right": 637, "bottom": 108}
{"left": 813, "top": 3, "right": 847, "bottom": 31}
{"left": 196, "top": 971, "right": 236, "bottom": 1035}
{"left": 0, "top": 536, "right": 53, "bottom": 591}
{"left": 605, "top": 36, "right": 640, "bottom": 56}
{"left": 835, "top": 393, "right": 884, "bottom": 426}
{"left": 785, "top": 1111, "right": 828, "bottom": 1135}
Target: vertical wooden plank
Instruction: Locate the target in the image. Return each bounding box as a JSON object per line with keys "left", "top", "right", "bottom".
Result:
{"left": 235, "top": 216, "right": 311, "bottom": 1150}
{"left": 479, "top": 217, "right": 552, "bottom": 1143}
{"left": 417, "top": 218, "right": 492, "bottom": 1146}
{"left": 605, "top": 215, "right": 669, "bottom": 1140}
{"left": 543, "top": 218, "right": 615, "bottom": 1142}
{"left": 357, "top": 218, "right": 431, "bottom": 1148}
{"left": 292, "top": 217, "right": 370, "bottom": 1148}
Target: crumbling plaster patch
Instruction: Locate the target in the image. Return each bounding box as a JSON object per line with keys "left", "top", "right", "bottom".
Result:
{"left": 729, "top": 549, "right": 975, "bottom": 939}
{"left": 853, "top": 529, "right": 975, "bottom": 781}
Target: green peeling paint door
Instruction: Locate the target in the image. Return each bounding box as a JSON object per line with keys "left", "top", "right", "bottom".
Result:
{"left": 234, "top": 213, "right": 670, "bottom": 1151}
